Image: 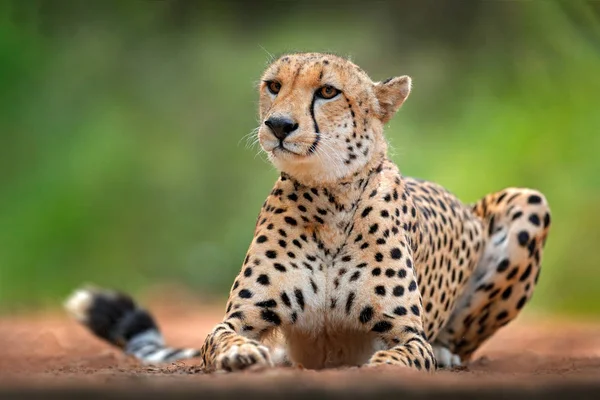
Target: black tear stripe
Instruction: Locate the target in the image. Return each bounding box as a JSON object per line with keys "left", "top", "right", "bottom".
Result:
{"left": 308, "top": 93, "right": 321, "bottom": 155}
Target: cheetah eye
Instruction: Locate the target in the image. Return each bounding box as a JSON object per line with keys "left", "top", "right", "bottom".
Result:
{"left": 316, "top": 85, "right": 340, "bottom": 100}
{"left": 266, "top": 81, "right": 281, "bottom": 95}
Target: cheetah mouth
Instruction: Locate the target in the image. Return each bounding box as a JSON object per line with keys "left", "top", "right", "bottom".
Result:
{"left": 273, "top": 134, "right": 319, "bottom": 158}
{"left": 273, "top": 142, "right": 308, "bottom": 158}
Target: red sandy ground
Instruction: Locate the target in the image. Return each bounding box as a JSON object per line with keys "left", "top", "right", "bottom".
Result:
{"left": 1, "top": 300, "right": 600, "bottom": 397}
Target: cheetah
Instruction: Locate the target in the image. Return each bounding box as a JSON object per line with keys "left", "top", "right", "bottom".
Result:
{"left": 65, "top": 52, "right": 551, "bottom": 372}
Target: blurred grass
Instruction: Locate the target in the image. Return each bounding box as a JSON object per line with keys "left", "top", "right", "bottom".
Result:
{"left": 0, "top": 1, "right": 599, "bottom": 315}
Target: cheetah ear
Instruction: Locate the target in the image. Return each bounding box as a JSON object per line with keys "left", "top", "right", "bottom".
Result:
{"left": 374, "top": 75, "right": 411, "bottom": 123}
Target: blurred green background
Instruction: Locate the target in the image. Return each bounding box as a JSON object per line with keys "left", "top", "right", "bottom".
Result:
{"left": 1, "top": 1, "right": 599, "bottom": 316}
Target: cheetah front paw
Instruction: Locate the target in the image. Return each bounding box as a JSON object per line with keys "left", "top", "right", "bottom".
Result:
{"left": 367, "top": 349, "right": 434, "bottom": 371}
{"left": 366, "top": 350, "right": 411, "bottom": 368}
{"left": 216, "top": 342, "right": 273, "bottom": 372}
{"left": 432, "top": 345, "right": 462, "bottom": 369}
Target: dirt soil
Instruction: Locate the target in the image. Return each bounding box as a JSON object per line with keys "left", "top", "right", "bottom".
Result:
{"left": 1, "top": 303, "right": 600, "bottom": 398}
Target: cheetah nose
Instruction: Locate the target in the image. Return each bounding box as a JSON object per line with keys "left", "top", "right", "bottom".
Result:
{"left": 265, "top": 117, "right": 299, "bottom": 141}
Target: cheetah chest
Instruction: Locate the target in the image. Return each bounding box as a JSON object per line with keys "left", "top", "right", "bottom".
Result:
{"left": 279, "top": 208, "right": 389, "bottom": 369}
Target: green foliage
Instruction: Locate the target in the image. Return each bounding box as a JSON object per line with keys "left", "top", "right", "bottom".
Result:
{"left": 0, "top": 1, "right": 598, "bottom": 314}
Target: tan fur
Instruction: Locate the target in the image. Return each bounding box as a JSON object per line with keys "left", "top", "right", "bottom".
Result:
{"left": 198, "top": 53, "right": 551, "bottom": 372}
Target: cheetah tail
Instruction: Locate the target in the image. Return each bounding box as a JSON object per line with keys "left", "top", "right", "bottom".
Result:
{"left": 64, "top": 285, "right": 202, "bottom": 364}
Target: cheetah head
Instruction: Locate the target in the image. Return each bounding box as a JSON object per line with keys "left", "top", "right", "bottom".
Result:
{"left": 258, "top": 52, "right": 411, "bottom": 185}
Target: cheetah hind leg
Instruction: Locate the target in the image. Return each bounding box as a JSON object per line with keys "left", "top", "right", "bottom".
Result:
{"left": 433, "top": 188, "right": 551, "bottom": 367}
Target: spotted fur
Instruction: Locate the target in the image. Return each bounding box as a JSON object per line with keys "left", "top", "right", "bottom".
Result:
{"left": 66, "top": 53, "right": 551, "bottom": 373}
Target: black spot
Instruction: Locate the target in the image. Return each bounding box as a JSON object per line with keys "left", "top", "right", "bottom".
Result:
{"left": 371, "top": 321, "right": 393, "bottom": 333}
{"left": 256, "top": 274, "right": 270, "bottom": 285}
{"left": 413, "top": 359, "right": 421, "bottom": 370}
{"left": 369, "top": 224, "right": 379, "bottom": 234}
{"left": 393, "top": 306, "right": 407, "bottom": 316}
{"left": 244, "top": 267, "right": 253, "bottom": 277}
{"left": 516, "top": 296, "right": 527, "bottom": 309}
{"left": 346, "top": 292, "right": 356, "bottom": 314}
{"left": 256, "top": 235, "right": 268, "bottom": 244}
{"left": 496, "top": 258, "right": 510, "bottom": 273}
{"left": 298, "top": 205, "right": 307, "bottom": 212}
{"left": 543, "top": 213, "right": 551, "bottom": 228}
{"left": 390, "top": 248, "right": 402, "bottom": 260}
{"left": 359, "top": 306, "right": 374, "bottom": 323}
{"left": 410, "top": 305, "right": 420, "bottom": 316}
{"left": 303, "top": 193, "right": 313, "bottom": 202}
{"left": 512, "top": 211, "right": 523, "bottom": 220}
{"left": 294, "top": 289, "right": 305, "bottom": 310}
{"left": 517, "top": 231, "right": 530, "bottom": 246}
{"left": 506, "top": 267, "right": 519, "bottom": 280}
{"left": 260, "top": 309, "right": 281, "bottom": 325}
{"left": 274, "top": 263, "right": 287, "bottom": 272}
{"left": 408, "top": 280, "right": 417, "bottom": 292}
{"left": 372, "top": 268, "right": 381, "bottom": 276}
{"left": 310, "top": 279, "right": 318, "bottom": 293}
{"left": 229, "top": 311, "right": 244, "bottom": 320}
{"left": 266, "top": 250, "right": 277, "bottom": 259}
{"left": 341, "top": 255, "right": 352, "bottom": 262}
{"left": 287, "top": 193, "right": 298, "bottom": 201}
{"left": 361, "top": 207, "right": 373, "bottom": 218}
{"left": 255, "top": 299, "right": 277, "bottom": 308}
{"left": 520, "top": 264, "right": 532, "bottom": 282}
{"left": 528, "top": 194, "right": 542, "bottom": 204}
{"left": 375, "top": 286, "right": 386, "bottom": 296}
{"left": 501, "top": 286, "right": 512, "bottom": 300}
{"left": 281, "top": 292, "right": 292, "bottom": 308}
{"left": 349, "top": 271, "right": 361, "bottom": 282}
{"left": 356, "top": 262, "right": 367, "bottom": 269}
{"left": 528, "top": 214, "right": 540, "bottom": 226}
{"left": 284, "top": 216, "right": 298, "bottom": 226}
{"left": 398, "top": 269, "right": 407, "bottom": 278}
{"left": 496, "top": 311, "right": 508, "bottom": 320}
{"left": 375, "top": 253, "right": 384, "bottom": 262}
{"left": 393, "top": 285, "right": 405, "bottom": 296}
{"left": 239, "top": 289, "right": 253, "bottom": 299}
{"left": 385, "top": 268, "right": 395, "bottom": 278}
